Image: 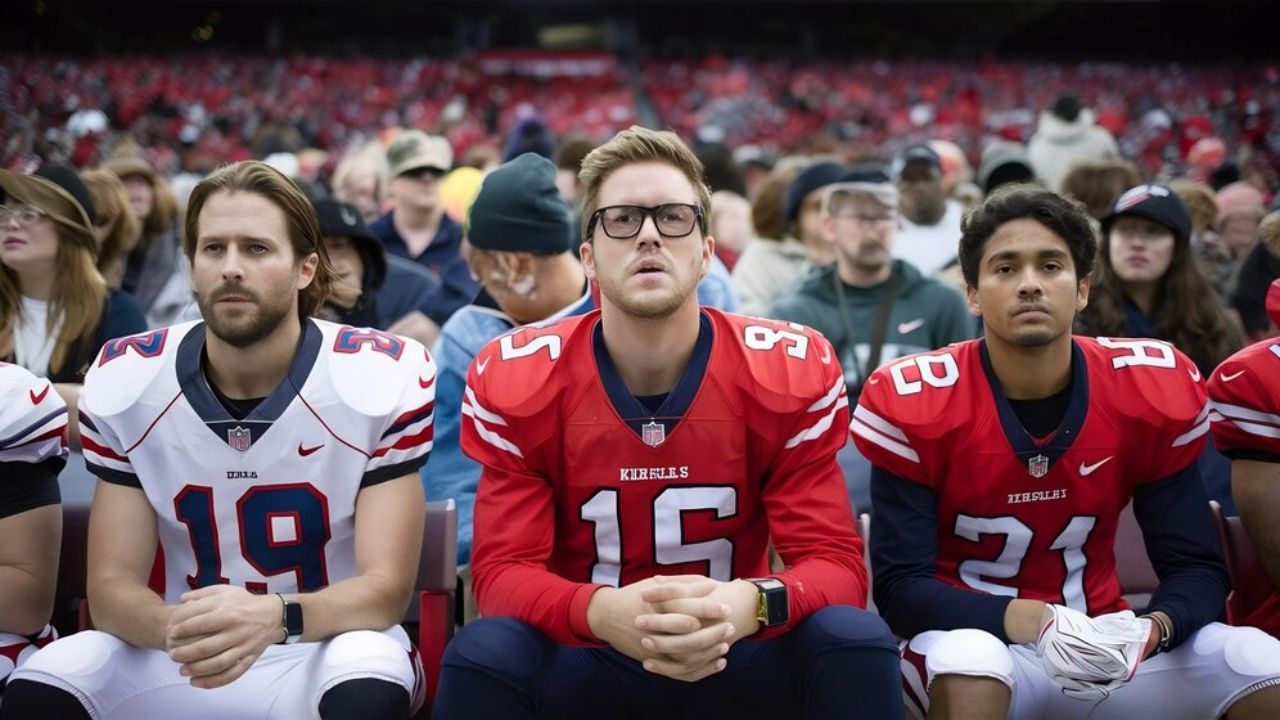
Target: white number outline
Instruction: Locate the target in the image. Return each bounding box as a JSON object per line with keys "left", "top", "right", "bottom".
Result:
{"left": 953, "top": 513, "right": 1099, "bottom": 611}
{"left": 580, "top": 486, "right": 738, "bottom": 586}
{"left": 1096, "top": 337, "right": 1176, "bottom": 370}
{"left": 744, "top": 324, "right": 810, "bottom": 359}
{"left": 889, "top": 352, "right": 961, "bottom": 396}
{"left": 499, "top": 332, "right": 562, "bottom": 362}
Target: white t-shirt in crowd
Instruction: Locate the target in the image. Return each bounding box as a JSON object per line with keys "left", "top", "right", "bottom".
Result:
{"left": 894, "top": 200, "right": 965, "bottom": 278}
{"left": 14, "top": 296, "right": 59, "bottom": 377}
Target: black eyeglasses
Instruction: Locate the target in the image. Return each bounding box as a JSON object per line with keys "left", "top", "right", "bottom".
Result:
{"left": 587, "top": 204, "right": 706, "bottom": 240}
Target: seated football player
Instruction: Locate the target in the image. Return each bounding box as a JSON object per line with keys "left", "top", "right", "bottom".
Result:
{"left": 0, "top": 363, "right": 66, "bottom": 695}
{"left": 852, "top": 185, "right": 1280, "bottom": 719}
{"left": 431, "top": 127, "right": 902, "bottom": 719}
{"left": 1208, "top": 278, "right": 1280, "bottom": 638}
{"left": 4, "top": 162, "right": 434, "bottom": 720}
{"left": 430, "top": 153, "right": 745, "bottom": 578}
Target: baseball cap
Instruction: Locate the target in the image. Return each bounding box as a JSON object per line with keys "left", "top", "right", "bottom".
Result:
{"left": 823, "top": 164, "right": 898, "bottom": 211}
{"left": 386, "top": 131, "right": 453, "bottom": 179}
{"left": 784, "top": 161, "right": 845, "bottom": 222}
{"left": 313, "top": 198, "right": 387, "bottom": 287}
{"left": 1101, "top": 184, "right": 1192, "bottom": 245}
{"left": 892, "top": 143, "right": 943, "bottom": 179}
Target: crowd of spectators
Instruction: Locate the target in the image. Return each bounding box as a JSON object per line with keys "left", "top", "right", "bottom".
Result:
{"left": 4, "top": 54, "right": 1278, "bottom": 190}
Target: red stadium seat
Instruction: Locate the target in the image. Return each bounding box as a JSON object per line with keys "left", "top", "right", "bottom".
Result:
{"left": 409, "top": 499, "right": 458, "bottom": 706}
{"left": 1209, "top": 500, "right": 1269, "bottom": 625}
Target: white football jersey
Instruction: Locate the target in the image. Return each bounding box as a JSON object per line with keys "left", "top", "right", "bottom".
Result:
{"left": 79, "top": 320, "right": 435, "bottom": 601}
{"left": 0, "top": 361, "right": 68, "bottom": 468}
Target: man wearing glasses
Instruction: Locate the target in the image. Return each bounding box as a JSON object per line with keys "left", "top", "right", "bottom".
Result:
{"left": 432, "top": 127, "right": 901, "bottom": 719}
{"left": 772, "top": 166, "right": 974, "bottom": 515}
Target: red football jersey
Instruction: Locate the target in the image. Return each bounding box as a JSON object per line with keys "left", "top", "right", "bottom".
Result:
{"left": 853, "top": 337, "right": 1208, "bottom": 615}
{"left": 1208, "top": 336, "right": 1280, "bottom": 636}
{"left": 462, "top": 308, "right": 865, "bottom": 644}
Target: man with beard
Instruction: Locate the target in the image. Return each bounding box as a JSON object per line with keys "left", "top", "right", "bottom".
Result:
{"left": 432, "top": 127, "right": 901, "bottom": 719}
{"left": 5, "top": 162, "right": 435, "bottom": 720}
{"left": 852, "top": 186, "right": 1280, "bottom": 719}
{"left": 771, "top": 166, "right": 973, "bottom": 515}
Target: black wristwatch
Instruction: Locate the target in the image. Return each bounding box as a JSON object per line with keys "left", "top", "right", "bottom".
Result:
{"left": 748, "top": 578, "right": 789, "bottom": 628}
{"left": 278, "top": 595, "right": 304, "bottom": 645}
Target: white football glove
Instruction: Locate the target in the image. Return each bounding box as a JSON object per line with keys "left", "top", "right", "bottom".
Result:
{"left": 1036, "top": 605, "right": 1152, "bottom": 698}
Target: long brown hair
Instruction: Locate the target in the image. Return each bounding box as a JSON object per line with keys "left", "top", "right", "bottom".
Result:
{"left": 1076, "top": 225, "right": 1240, "bottom": 374}
{"left": 183, "top": 161, "right": 356, "bottom": 319}
{"left": 0, "top": 228, "right": 108, "bottom": 376}
{"left": 83, "top": 169, "right": 140, "bottom": 288}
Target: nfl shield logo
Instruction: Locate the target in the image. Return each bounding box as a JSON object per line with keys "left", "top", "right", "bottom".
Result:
{"left": 1028, "top": 454, "right": 1050, "bottom": 478}
{"left": 228, "top": 426, "right": 252, "bottom": 452}
{"left": 641, "top": 421, "right": 666, "bottom": 448}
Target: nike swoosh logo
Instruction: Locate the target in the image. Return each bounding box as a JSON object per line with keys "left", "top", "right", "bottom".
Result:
{"left": 1188, "top": 366, "right": 1202, "bottom": 382}
{"left": 1079, "top": 456, "right": 1114, "bottom": 476}
{"left": 867, "top": 376, "right": 880, "bottom": 385}
{"left": 1220, "top": 370, "right": 1245, "bottom": 382}
{"left": 897, "top": 318, "right": 925, "bottom": 335}
{"left": 297, "top": 443, "right": 324, "bottom": 457}
{"left": 29, "top": 385, "right": 50, "bottom": 405}
{"left": 418, "top": 375, "right": 433, "bottom": 389}
{"left": 476, "top": 357, "right": 490, "bottom": 375}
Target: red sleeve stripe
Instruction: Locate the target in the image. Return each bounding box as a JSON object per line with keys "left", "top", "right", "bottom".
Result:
{"left": 372, "top": 425, "right": 434, "bottom": 458}
{"left": 7, "top": 426, "right": 67, "bottom": 450}
{"left": 81, "top": 435, "right": 129, "bottom": 463}
{"left": 381, "top": 400, "right": 435, "bottom": 439}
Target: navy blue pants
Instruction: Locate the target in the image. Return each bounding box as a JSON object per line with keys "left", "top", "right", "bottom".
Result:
{"left": 432, "top": 605, "right": 902, "bottom": 719}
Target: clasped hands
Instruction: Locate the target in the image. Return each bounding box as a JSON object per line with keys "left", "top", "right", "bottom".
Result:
{"left": 587, "top": 575, "right": 761, "bottom": 683}
{"left": 164, "top": 585, "right": 284, "bottom": 689}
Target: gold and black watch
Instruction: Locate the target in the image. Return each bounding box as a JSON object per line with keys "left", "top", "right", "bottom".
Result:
{"left": 748, "top": 578, "right": 789, "bottom": 628}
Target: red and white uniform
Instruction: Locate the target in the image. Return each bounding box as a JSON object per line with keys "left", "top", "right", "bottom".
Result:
{"left": 1208, "top": 279, "right": 1280, "bottom": 637}
{"left": 854, "top": 337, "right": 1206, "bottom": 614}
{"left": 463, "top": 308, "right": 865, "bottom": 644}
{"left": 0, "top": 362, "right": 66, "bottom": 687}
{"left": 855, "top": 336, "right": 1280, "bottom": 719}
{"left": 14, "top": 320, "right": 433, "bottom": 718}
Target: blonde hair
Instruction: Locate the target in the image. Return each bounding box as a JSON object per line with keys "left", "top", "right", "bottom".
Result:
{"left": 83, "top": 169, "right": 140, "bottom": 288}
{"left": 1167, "top": 179, "right": 1219, "bottom": 236}
{"left": 184, "top": 161, "right": 357, "bottom": 319}
{"left": 0, "top": 224, "right": 107, "bottom": 376}
{"left": 578, "top": 126, "right": 711, "bottom": 241}
{"left": 331, "top": 142, "right": 386, "bottom": 204}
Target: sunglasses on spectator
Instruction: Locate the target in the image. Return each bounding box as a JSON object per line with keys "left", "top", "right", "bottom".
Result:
{"left": 398, "top": 167, "right": 444, "bottom": 182}
{"left": 0, "top": 205, "right": 47, "bottom": 227}
{"left": 587, "top": 204, "right": 706, "bottom": 240}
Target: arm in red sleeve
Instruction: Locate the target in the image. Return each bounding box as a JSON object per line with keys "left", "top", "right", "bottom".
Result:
{"left": 469, "top": 464, "right": 606, "bottom": 645}
{"left": 757, "top": 401, "right": 867, "bottom": 638}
